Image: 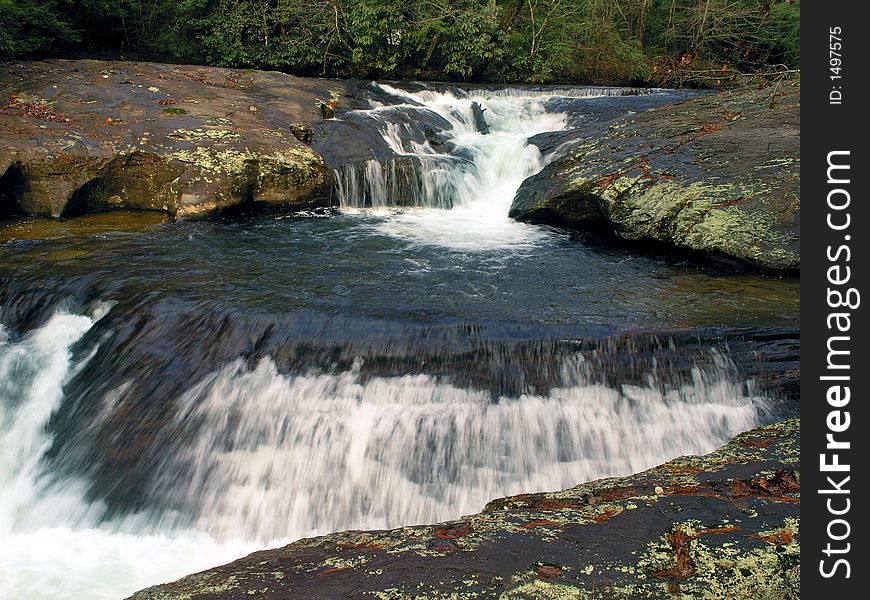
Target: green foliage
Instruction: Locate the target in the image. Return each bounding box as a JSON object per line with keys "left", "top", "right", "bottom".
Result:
{"left": 0, "top": 0, "right": 800, "bottom": 85}
{"left": 0, "top": 0, "right": 79, "bottom": 57}
{"left": 763, "top": 0, "right": 800, "bottom": 67}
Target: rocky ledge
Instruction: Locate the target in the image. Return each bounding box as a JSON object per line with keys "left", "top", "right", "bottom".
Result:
{"left": 510, "top": 82, "right": 800, "bottom": 271}
{"left": 0, "top": 60, "right": 373, "bottom": 219}
{"left": 130, "top": 418, "right": 799, "bottom": 600}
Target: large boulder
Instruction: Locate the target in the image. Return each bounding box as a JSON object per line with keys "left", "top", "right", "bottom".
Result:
{"left": 510, "top": 82, "right": 800, "bottom": 271}
{"left": 130, "top": 418, "right": 799, "bottom": 599}
{"left": 0, "top": 60, "right": 365, "bottom": 219}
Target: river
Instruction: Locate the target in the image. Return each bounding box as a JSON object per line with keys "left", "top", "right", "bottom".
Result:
{"left": 0, "top": 84, "right": 798, "bottom": 599}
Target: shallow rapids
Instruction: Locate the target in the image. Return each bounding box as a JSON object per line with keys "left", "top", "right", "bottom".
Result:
{"left": 0, "top": 309, "right": 774, "bottom": 600}
{"left": 0, "top": 84, "right": 797, "bottom": 600}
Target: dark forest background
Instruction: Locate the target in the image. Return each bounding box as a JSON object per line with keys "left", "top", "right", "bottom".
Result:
{"left": 0, "top": 0, "right": 799, "bottom": 86}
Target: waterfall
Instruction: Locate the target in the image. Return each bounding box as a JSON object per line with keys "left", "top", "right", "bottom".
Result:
{"left": 142, "top": 351, "right": 767, "bottom": 543}
{"left": 0, "top": 308, "right": 263, "bottom": 600}
{"left": 0, "top": 309, "right": 771, "bottom": 599}
{"left": 0, "top": 310, "right": 98, "bottom": 535}
{"left": 332, "top": 85, "right": 577, "bottom": 251}
{"left": 0, "top": 82, "right": 783, "bottom": 600}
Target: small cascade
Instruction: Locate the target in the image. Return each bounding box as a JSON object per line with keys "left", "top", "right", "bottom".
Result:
{"left": 334, "top": 157, "right": 458, "bottom": 210}
{"left": 0, "top": 303, "right": 787, "bottom": 599}
{"left": 333, "top": 84, "right": 568, "bottom": 215}
{"left": 141, "top": 349, "right": 768, "bottom": 543}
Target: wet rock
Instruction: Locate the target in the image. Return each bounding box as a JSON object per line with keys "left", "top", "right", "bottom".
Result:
{"left": 0, "top": 60, "right": 372, "bottom": 219}
{"left": 318, "top": 99, "right": 335, "bottom": 119}
{"left": 510, "top": 82, "right": 800, "bottom": 271}
{"left": 129, "top": 418, "right": 799, "bottom": 599}
{"left": 471, "top": 101, "right": 490, "bottom": 134}
{"left": 289, "top": 123, "right": 314, "bottom": 145}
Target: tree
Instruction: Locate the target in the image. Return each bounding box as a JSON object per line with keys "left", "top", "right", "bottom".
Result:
{"left": 0, "top": 0, "right": 78, "bottom": 58}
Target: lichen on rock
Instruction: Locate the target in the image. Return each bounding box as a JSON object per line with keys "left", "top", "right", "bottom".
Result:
{"left": 1, "top": 60, "right": 345, "bottom": 220}
{"left": 510, "top": 82, "right": 800, "bottom": 271}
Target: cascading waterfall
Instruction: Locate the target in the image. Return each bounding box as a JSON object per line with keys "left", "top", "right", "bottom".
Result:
{"left": 334, "top": 85, "right": 571, "bottom": 250}
{"left": 145, "top": 352, "right": 767, "bottom": 543}
{"left": 0, "top": 309, "right": 771, "bottom": 600}
{"left": 0, "top": 308, "right": 262, "bottom": 600}
{"left": 0, "top": 83, "right": 786, "bottom": 600}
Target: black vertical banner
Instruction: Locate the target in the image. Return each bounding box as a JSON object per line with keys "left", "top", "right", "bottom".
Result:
{"left": 802, "top": 2, "right": 869, "bottom": 596}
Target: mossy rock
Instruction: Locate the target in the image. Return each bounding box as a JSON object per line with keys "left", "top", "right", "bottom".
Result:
{"left": 510, "top": 82, "right": 800, "bottom": 271}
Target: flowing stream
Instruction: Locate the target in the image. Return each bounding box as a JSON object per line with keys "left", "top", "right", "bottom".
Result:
{"left": 0, "top": 85, "right": 797, "bottom": 599}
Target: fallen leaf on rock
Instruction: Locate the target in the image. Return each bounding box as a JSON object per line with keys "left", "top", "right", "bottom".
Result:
{"left": 536, "top": 564, "right": 564, "bottom": 579}
{"left": 1, "top": 95, "right": 71, "bottom": 123}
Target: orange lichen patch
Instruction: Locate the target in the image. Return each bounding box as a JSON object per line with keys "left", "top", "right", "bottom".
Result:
{"left": 716, "top": 195, "right": 749, "bottom": 208}
{"left": 1, "top": 95, "right": 71, "bottom": 123}
{"left": 595, "top": 485, "right": 645, "bottom": 503}
{"left": 692, "top": 525, "right": 740, "bottom": 537}
{"left": 595, "top": 170, "right": 628, "bottom": 188}
{"left": 181, "top": 71, "right": 215, "bottom": 86}
{"left": 639, "top": 161, "right": 657, "bottom": 180}
{"left": 157, "top": 98, "right": 178, "bottom": 106}
{"left": 661, "top": 484, "right": 705, "bottom": 497}
{"left": 780, "top": 196, "right": 800, "bottom": 218}
{"left": 434, "top": 523, "right": 473, "bottom": 540}
{"left": 740, "top": 437, "right": 773, "bottom": 447}
{"left": 750, "top": 527, "right": 795, "bottom": 546}
{"left": 652, "top": 529, "right": 695, "bottom": 580}
{"left": 595, "top": 158, "right": 677, "bottom": 188}
{"left": 335, "top": 539, "right": 385, "bottom": 551}
{"left": 592, "top": 507, "right": 622, "bottom": 523}
{"left": 722, "top": 110, "right": 740, "bottom": 120}
{"left": 698, "top": 121, "right": 723, "bottom": 134}
{"left": 318, "top": 567, "right": 348, "bottom": 576}
{"left": 536, "top": 564, "right": 565, "bottom": 580}
{"left": 519, "top": 519, "right": 559, "bottom": 530}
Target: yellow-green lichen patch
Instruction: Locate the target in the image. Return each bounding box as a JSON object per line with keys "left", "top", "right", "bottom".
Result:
{"left": 636, "top": 517, "right": 799, "bottom": 600}
{"left": 500, "top": 576, "right": 582, "bottom": 600}
{"left": 170, "top": 128, "right": 241, "bottom": 142}
{"left": 320, "top": 554, "right": 371, "bottom": 570}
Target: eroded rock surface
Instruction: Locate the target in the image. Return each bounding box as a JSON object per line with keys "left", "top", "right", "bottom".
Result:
{"left": 510, "top": 82, "right": 800, "bottom": 271}
{"left": 130, "top": 418, "right": 799, "bottom": 600}
{"left": 0, "top": 60, "right": 371, "bottom": 219}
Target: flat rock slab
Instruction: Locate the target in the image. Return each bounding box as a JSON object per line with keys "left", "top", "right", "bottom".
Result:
{"left": 510, "top": 82, "right": 800, "bottom": 271}
{"left": 0, "top": 60, "right": 371, "bottom": 219}
{"left": 130, "top": 418, "right": 799, "bottom": 600}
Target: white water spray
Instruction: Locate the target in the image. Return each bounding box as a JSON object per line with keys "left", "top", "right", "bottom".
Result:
{"left": 0, "top": 308, "right": 771, "bottom": 599}
{"left": 0, "top": 307, "right": 260, "bottom": 600}
{"left": 143, "top": 351, "right": 767, "bottom": 543}
{"left": 335, "top": 85, "right": 574, "bottom": 251}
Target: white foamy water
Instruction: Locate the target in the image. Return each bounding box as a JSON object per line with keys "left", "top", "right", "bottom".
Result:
{"left": 0, "top": 309, "right": 770, "bottom": 599}
{"left": 335, "top": 85, "right": 573, "bottom": 251}
{"left": 0, "top": 308, "right": 265, "bottom": 600}
{"left": 142, "top": 354, "right": 767, "bottom": 543}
